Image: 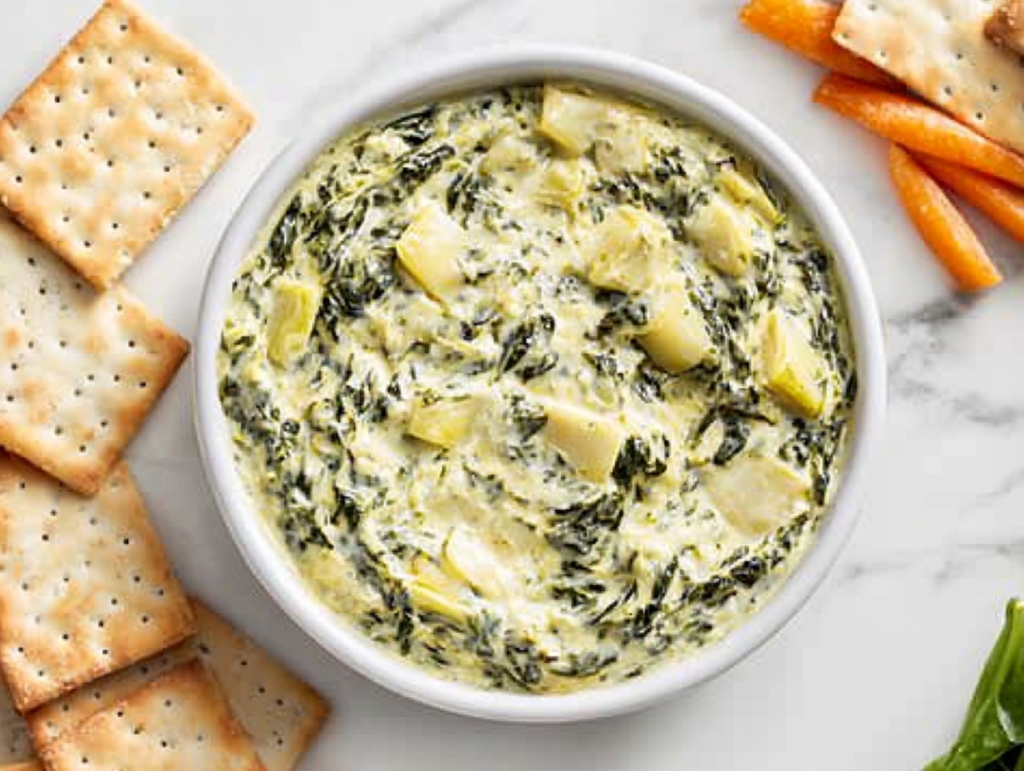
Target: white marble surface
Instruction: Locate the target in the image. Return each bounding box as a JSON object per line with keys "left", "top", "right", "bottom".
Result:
{"left": 4, "top": 1, "right": 1024, "bottom": 769}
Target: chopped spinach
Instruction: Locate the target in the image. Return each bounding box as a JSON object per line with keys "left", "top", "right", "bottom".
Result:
{"left": 506, "top": 395, "right": 548, "bottom": 443}
{"left": 269, "top": 196, "right": 302, "bottom": 266}
{"left": 550, "top": 649, "right": 619, "bottom": 679}
{"left": 779, "top": 418, "right": 846, "bottom": 504}
{"left": 547, "top": 493, "right": 625, "bottom": 557}
{"left": 612, "top": 435, "right": 670, "bottom": 487}
{"left": 319, "top": 244, "right": 397, "bottom": 323}
{"left": 628, "top": 558, "right": 678, "bottom": 640}
{"left": 398, "top": 144, "right": 455, "bottom": 187}
{"left": 382, "top": 105, "right": 437, "bottom": 147}
{"left": 595, "top": 290, "right": 649, "bottom": 335}
{"left": 497, "top": 312, "right": 558, "bottom": 381}
{"left": 713, "top": 416, "right": 750, "bottom": 466}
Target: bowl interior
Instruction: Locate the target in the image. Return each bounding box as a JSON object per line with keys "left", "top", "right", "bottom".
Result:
{"left": 194, "top": 46, "right": 886, "bottom": 723}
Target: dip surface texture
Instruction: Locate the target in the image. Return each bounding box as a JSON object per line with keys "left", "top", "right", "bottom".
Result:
{"left": 218, "top": 84, "right": 856, "bottom": 693}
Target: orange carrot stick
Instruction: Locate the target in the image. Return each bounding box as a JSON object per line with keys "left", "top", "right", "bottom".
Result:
{"left": 739, "top": 0, "right": 898, "bottom": 87}
{"left": 888, "top": 144, "right": 1002, "bottom": 293}
{"left": 815, "top": 73, "right": 1024, "bottom": 190}
{"left": 917, "top": 155, "right": 1024, "bottom": 244}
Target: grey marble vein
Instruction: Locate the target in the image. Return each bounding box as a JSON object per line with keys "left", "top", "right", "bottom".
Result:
{"left": 883, "top": 291, "right": 1024, "bottom": 428}
{"left": 834, "top": 538, "right": 1024, "bottom": 588}
{"left": 832, "top": 553, "right": 918, "bottom": 587}
{"left": 885, "top": 295, "right": 973, "bottom": 332}
{"left": 971, "top": 464, "right": 1024, "bottom": 512}
{"left": 887, "top": 371, "right": 1024, "bottom": 428}
{"left": 933, "top": 539, "right": 1024, "bottom": 585}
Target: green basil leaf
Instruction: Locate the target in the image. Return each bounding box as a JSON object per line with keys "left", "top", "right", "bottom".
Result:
{"left": 926, "top": 600, "right": 1024, "bottom": 771}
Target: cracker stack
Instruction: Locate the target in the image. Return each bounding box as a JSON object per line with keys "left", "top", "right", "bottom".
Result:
{"left": 0, "top": 3, "right": 329, "bottom": 770}
{"left": 27, "top": 599, "right": 330, "bottom": 771}
{"left": 0, "top": 596, "right": 330, "bottom": 771}
{"left": 0, "top": 454, "right": 329, "bottom": 768}
{"left": 41, "top": 661, "right": 265, "bottom": 771}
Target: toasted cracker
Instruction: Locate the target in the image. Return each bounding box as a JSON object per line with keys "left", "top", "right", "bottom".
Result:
{"left": 0, "top": 456, "right": 195, "bottom": 712}
{"left": 0, "top": 0, "right": 254, "bottom": 288}
{"left": 40, "top": 660, "right": 265, "bottom": 771}
{"left": 189, "top": 600, "right": 329, "bottom": 771}
{"left": 834, "top": 0, "right": 1024, "bottom": 155}
{"left": 26, "top": 643, "right": 193, "bottom": 749}
{"left": 0, "top": 687, "right": 30, "bottom": 764}
{"left": 27, "top": 599, "right": 329, "bottom": 771}
{"left": 0, "top": 213, "right": 189, "bottom": 495}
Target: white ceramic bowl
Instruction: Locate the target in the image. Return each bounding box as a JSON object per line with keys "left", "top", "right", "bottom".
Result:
{"left": 194, "top": 46, "right": 886, "bottom": 723}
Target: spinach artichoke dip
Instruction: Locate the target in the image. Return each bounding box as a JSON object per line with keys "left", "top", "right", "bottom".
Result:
{"left": 218, "top": 84, "right": 856, "bottom": 693}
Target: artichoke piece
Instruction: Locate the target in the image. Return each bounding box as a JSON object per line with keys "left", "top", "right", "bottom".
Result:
{"left": 585, "top": 205, "right": 671, "bottom": 294}
{"left": 762, "top": 310, "right": 826, "bottom": 419}
{"left": 638, "top": 283, "right": 712, "bottom": 372}
{"left": 409, "top": 555, "right": 470, "bottom": 621}
{"left": 482, "top": 133, "right": 537, "bottom": 175}
{"left": 704, "top": 454, "right": 810, "bottom": 539}
{"left": 719, "top": 167, "right": 779, "bottom": 224}
{"left": 538, "top": 85, "right": 603, "bottom": 156}
{"left": 442, "top": 527, "right": 508, "bottom": 599}
{"left": 396, "top": 204, "right": 465, "bottom": 299}
{"left": 535, "top": 159, "right": 585, "bottom": 210}
{"left": 688, "top": 194, "right": 754, "bottom": 277}
{"left": 594, "top": 119, "right": 649, "bottom": 174}
{"left": 543, "top": 402, "right": 625, "bottom": 483}
{"left": 266, "top": 279, "right": 321, "bottom": 366}
{"left": 407, "top": 395, "right": 481, "bottom": 448}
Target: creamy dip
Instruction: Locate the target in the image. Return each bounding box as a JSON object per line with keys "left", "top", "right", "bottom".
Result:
{"left": 218, "top": 84, "right": 856, "bottom": 693}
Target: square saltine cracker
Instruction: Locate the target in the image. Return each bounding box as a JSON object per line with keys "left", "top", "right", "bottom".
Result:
{"left": 0, "top": 212, "right": 188, "bottom": 495}
{"left": 27, "top": 599, "right": 329, "bottom": 771}
{"left": 834, "top": 0, "right": 1024, "bottom": 156}
{"left": 40, "top": 660, "right": 266, "bottom": 771}
{"left": 0, "top": 0, "right": 254, "bottom": 288}
{"left": 0, "top": 456, "right": 195, "bottom": 712}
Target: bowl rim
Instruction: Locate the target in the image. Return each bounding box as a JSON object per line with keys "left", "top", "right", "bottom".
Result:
{"left": 194, "top": 44, "right": 887, "bottom": 723}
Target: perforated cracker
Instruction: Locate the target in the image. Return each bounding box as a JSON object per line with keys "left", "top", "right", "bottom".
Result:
{"left": 833, "top": 0, "right": 1024, "bottom": 156}
{"left": 0, "top": 455, "right": 195, "bottom": 712}
{"left": 0, "top": 0, "right": 254, "bottom": 288}
{"left": 27, "top": 599, "right": 329, "bottom": 771}
{"left": 27, "top": 643, "right": 193, "bottom": 748}
{"left": 187, "top": 601, "right": 329, "bottom": 771}
{"left": 40, "top": 660, "right": 265, "bottom": 771}
{"left": 0, "top": 212, "right": 188, "bottom": 495}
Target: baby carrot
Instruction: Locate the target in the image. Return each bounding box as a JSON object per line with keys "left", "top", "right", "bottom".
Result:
{"left": 888, "top": 144, "right": 1002, "bottom": 293}
{"left": 816, "top": 74, "right": 1024, "bottom": 189}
